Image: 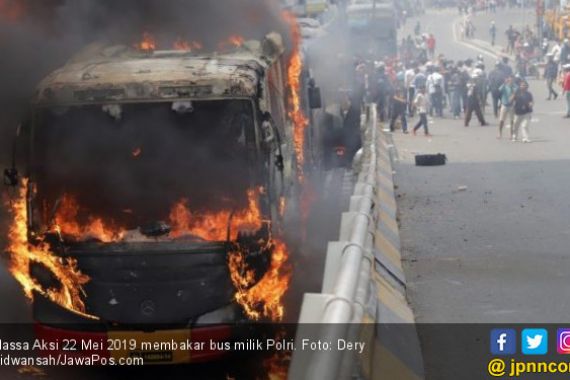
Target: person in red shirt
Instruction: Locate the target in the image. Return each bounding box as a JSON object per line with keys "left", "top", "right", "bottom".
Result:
{"left": 563, "top": 64, "right": 570, "bottom": 118}
{"left": 427, "top": 34, "right": 436, "bottom": 60}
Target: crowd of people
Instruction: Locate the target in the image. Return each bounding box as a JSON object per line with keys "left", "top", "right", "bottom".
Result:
{"left": 347, "top": 1, "right": 570, "bottom": 145}
{"left": 352, "top": 50, "right": 540, "bottom": 142}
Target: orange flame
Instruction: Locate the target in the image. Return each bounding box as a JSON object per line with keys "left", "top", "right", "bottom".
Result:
{"left": 229, "top": 238, "right": 291, "bottom": 321}
{"left": 283, "top": 12, "right": 309, "bottom": 183}
{"left": 173, "top": 38, "right": 202, "bottom": 52}
{"left": 0, "top": 0, "right": 25, "bottom": 22}
{"left": 228, "top": 35, "right": 245, "bottom": 47}
{"left": 53, "top": 194, "right": 124, "bottom": 243}
{"left": 218, "top": 35, "right": 245, "bottom": 50}
{"left": 6, "top": 179, "right": 91, "bottom": 314}
{"left": 135, "top": 32, "right": 156, "bottom": 52}
{"left": 173, "top": 37, "right": 191, "bottom": 51}
{"left": 263, "top": 349, "right": 291, "bottom": 380}
{"left": 169, "top": 188, "right": 263, "bottom": 241}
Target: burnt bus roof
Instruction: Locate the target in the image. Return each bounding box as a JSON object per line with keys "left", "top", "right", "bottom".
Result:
{"left": 33, "top": 33, "right": 285, "bottom": 106}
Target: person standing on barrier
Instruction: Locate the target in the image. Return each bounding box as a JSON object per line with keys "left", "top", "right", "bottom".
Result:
{"left": 413, "top": 86, "right": 431, "bottom": 137}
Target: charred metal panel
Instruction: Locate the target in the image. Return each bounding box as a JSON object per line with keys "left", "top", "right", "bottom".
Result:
{"left": 63, "top": 242, "right": 234, "bottom": 325}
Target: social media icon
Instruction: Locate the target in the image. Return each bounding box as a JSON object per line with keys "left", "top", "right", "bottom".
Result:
{"left": 522, "top": 329, "right": 548, "bottom": 355}
{"left": 490, "top": 329, "right": 516, "bottom": 355}
{"left": 557, "top": 329, "right": 570, "bottom": 354}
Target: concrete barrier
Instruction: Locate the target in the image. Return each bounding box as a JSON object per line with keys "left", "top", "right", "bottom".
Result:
{"left": 288, "top": 106, "right": 424, "bottom": 380}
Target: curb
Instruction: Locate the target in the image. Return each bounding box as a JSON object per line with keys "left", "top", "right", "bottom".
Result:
{"left": 360, "top": 131, "right": 424, "bottom": 380}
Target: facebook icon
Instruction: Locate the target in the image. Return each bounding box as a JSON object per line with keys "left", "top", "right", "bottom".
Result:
{"left": 491, "top": 329, "right": 517, "bottom": 355}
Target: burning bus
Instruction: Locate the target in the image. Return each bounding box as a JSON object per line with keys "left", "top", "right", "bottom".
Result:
{"left": 4, "top": 30, "right": 317, "bottom": 363}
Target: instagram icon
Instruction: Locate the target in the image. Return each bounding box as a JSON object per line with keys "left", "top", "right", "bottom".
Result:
{"left": 558, "top": 329, "right": 570, "bottom": 354}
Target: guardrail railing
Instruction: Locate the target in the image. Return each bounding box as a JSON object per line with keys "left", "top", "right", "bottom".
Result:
{"left": 289, "top": 104, "right": 379, "bottom": 380}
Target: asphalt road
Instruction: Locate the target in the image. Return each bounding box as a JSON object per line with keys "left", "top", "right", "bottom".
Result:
{"left": 396, "top": 8, "right": 570, "bottom": 324}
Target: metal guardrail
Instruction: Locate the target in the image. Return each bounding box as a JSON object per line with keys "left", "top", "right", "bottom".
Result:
{"left": 289, "top": 104, "right": 379, "bottom": 380}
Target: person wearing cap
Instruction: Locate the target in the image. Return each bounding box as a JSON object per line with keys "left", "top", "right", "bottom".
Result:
{"left": 512, "top": 81, "right": 534, "bottom": 143}
{"left": 544, "top": 54, "right": 559, "bottom": 101}
{"left": 562, "top": 64, "right": 570, "bottom": 118}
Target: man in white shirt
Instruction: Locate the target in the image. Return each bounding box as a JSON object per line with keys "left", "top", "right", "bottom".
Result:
{"left": 413, "top": 86, "right": 431, "bottom": 136}
{"left": 405, "top": 65, "right": 418, "bottom": 116}
{"left": 427, "top": 68, "right": 445, "bottom": 117}
{"left": 550, "top": 41, "right": 562, "bottom": 64}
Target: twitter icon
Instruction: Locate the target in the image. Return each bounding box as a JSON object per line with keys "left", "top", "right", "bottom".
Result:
{"left": 522, "top": 329, "right": 548, "bottom": 355}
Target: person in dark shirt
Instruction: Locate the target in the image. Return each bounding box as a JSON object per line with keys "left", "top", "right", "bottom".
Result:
{"left": 488, "top": 62, "right": 506, "bottom": 118}
{"left": 448, "top": 68, "right": 462, "bottom": 119}
{"left": 544, "top": 54, "right": 559, "bottom": 100}
{"left": 465, "top": 77, "right": 488, "bottom": 127}
{"left": 512, "top": 81, "right": 534, "bottom": 143}
{"left": 389, "top": 87, "right": 409, "bottom": 133}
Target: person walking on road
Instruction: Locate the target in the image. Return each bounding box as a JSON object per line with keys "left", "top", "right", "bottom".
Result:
{"left": 427, "top": 34, "right": 436, "bottom": 59}
{"left": 498, "top": 75, "right": 517, "bottom": 139}
{"left": 414, "top": 21, "right": 421, "bottom": 36}
{"left": 490, "top": 21, "right": 497, "bottom": 46}
{"left": 427, "top": 66, "right": 445, "bottom": 117}
{"left": 413, "top": 86, "right": 431, "bottom": 136}
{"left": 405, "top": 65, "right": 418, "bottom": 117}
{"left": 488, "top": 62, "right": 506, "bottom": 118}
{"left": 448, "top": 67, "right": 463, "bottom": 119}
{"left": 464, "top": 76, "right": 488, "bottom": 127}
{"left": 389, "top": 87, "right": 409, "bottom": 134}
{"left": 544, "top": 54, "right": 559, "bottom": 101}
{"left": 562, "top": 64, "right": 570, "bottom": 118}
{"left": 512, "top": 81, "right": 534, "bottom": 143}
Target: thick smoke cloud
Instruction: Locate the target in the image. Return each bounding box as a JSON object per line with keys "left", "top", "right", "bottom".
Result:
{"left": 0, "top": 0, "right": 289, "bottom": 165}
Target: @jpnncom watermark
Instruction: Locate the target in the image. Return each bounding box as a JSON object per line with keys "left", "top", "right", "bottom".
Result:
{"left": 488, "top": 358, "right": 570, "bottom": 377}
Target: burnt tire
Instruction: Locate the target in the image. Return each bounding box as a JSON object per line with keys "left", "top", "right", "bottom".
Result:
{"left": 415, "top": 154, "right": 447, "bottom": 166}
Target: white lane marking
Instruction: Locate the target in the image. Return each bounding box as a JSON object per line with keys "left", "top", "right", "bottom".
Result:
{"left": 451, "top": 18, "right": 498, "bottom": 59}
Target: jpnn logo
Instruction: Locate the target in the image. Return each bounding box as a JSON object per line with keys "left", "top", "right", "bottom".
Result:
{"left": 521, "top": 329, "right": 548, "bottom": 355}
{"left": 491, "top": 329, "right": 516, "bottom": 355}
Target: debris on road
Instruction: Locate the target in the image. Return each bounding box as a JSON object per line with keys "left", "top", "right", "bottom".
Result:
{"left": 415, "top": 154, "right": 447, "bottom": 166}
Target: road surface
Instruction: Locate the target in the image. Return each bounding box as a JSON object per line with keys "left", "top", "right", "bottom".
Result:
{"left": 396, "top": 8, "right": 570, "bottom": 324}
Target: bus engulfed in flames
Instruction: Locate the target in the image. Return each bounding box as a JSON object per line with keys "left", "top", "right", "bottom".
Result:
{"left": 6, "top": 180, "right": 291, "bottom": 322}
